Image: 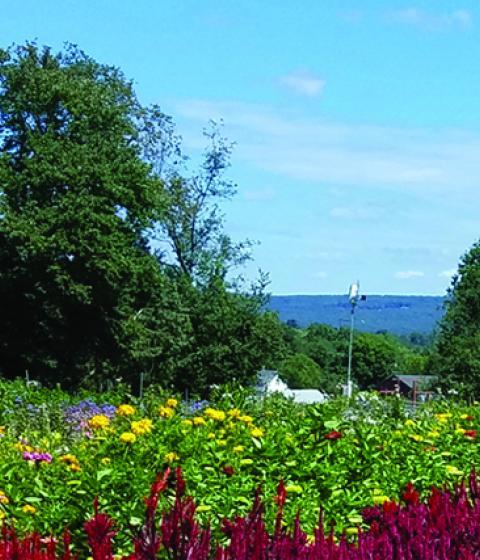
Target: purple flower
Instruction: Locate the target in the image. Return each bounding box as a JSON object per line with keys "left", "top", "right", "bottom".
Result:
{"left": 23, "top": 451, "right": 52, "bottom": 463}
{"left": 63, "top": 399, "right": 116, "bottom": 435}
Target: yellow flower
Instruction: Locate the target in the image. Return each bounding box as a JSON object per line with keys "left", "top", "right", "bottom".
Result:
{"left": 166, "top": 398, "right": 178, "bottom": 408}
{"left": 60, "top": 454, "right": 79, "bottom": 464}
{"left": 0, "top": 492, "right": 9, "bottom": 505}
{"left": 233, "top": 445, "right": 245, "bottom": 453}
{"left": 193, "top": 416, "right": 207, "bottom": 426}
{"left": 427, "top": 430, "right": 440, "bottom": 439}
{"left": 409, "top": 434, "right": 424, "bottom": 442}
{"left": 435, "top": 413, "right": 452, "bottom": 423}
{"left": 372, "top": 495, "right": 391, "bottom": 505}
{"left": 0, "top": 426, "right": 5, "bottom": 434}
{"left": 456, "top": 427, "right": 466, "bottom": 435}
{"left": 446, "top": 465, "right": 463, "bottom": 476}
{"left": 238, "top": 415, "right": 254, "bottom": 424}
{"left": 0, "top": 511, "right": 5, "bottom": 520}
{"left": 22, "top": 505, "right": 36, "bottom": 515}
{"left": 158, "top": 406, "right": 175, "bottom": 418}
{"left": 405, "top": 419, "right": 415, "bottom": 427}
{"left": 119, "top": 431, "right": 137, "bottom": 444}
{"left": 196, "top": 505, "right": 212, "bottom": 512}
{"left": 228, "top": 408, "right": 241, "bottom": 418}
{"left": 240, "top": 458, "right": 254, "bottom": 465}
{"left": 101, "top": 457, "right": 111, "bottom": 465}
{"left": 251, "top": 427, "right": 264, "bottom": 438}
{"left": 217, "top": 439, "right": 227, "bottom": 446}
{"left": 70, "top": 463, "right": 81, "bottom": 472}
{"left": 204, "top": 408, "right": 226, "bottom": 421}
{"left": 131, "top": 419, "right": 153, "bottom": 435}
{"left": 207, "top": 432, "right": 215, "bottom": 439}
{"left": 182, "top": 419, "right": 193, "bottom": 427}
{"left": 89, "top": 415, "right": 110, "bottom": 430}
{"left": 460, "top": 413, "right": 469, "bottom": 420}
{"left": 164, "top": 452, "right": 180, "bottom": 463}
{"left": 117, "top": 404, "right": 136, "bottom": 417}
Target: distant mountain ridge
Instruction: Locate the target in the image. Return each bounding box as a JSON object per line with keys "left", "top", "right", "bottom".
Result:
{"left": 267, "top": 295, "right": 445, "bottom": 335}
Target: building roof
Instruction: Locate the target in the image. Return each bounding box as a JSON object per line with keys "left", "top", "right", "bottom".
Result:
{"left": 289, "top": 389, "right": 327, "bottom": 404}
{"left": 388, "top": 374, "right": 437, "bottom": 389}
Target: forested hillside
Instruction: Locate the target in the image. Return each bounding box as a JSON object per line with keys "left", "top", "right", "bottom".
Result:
{"left": 268, "top": 295, "right": 445, "bottom": 335}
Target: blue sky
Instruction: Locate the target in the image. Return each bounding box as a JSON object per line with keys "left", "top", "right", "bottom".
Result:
{"left": 2, "top": 0, "right": 480, "bottom": 295}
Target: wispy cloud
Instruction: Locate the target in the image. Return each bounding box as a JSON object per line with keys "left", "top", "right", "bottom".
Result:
{"left": 386, "top": 8, "right": 472, "bottom": 31}
{"left": 438, "top": 268, "right": 457, "bottom": 278}
{"left": 278, "top": 70, "right": 326, "bottom": 97}
{"left": 173, "top": 99, "right": 480, "bottom": 195}
{"left": 395, "top": 270, "right": 425, "bottom": 279}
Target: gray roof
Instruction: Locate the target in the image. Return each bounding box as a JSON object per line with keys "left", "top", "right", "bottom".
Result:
{"left": 290, "top": 389, "right": 327, "bottom": 404}
{"left": 389, "top": 374, "right": 437, "bottom": 389}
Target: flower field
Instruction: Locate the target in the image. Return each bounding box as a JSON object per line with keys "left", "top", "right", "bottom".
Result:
{"left": 0, "top": 380, "right": 479, "bottom": 556}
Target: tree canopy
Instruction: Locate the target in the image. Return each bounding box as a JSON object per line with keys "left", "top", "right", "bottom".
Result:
{"left": 430, "top": 241, "right": 480, "bottom": 396}
{"left": 0, "top": 42, "right": 285, "bottom": 393}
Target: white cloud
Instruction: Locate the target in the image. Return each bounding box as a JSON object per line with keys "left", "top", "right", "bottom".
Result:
{"left": 279, "top": 70, "right": 326, "bottom": 97}
{"left": 387, "top": 8, "right": 472, "bottom": 31}
{"left": 395, "top": 270, "right": 425, "bottom": 279}
{"left": 173, "top": 99, "right": 480, "bottom": 195}
{"left": 438, "top": 268, "right": 457, "bottom": 278}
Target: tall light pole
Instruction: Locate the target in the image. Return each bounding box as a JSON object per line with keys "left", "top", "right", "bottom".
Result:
{"left": 345, "top": 281, "right": 361, "bottom": 398}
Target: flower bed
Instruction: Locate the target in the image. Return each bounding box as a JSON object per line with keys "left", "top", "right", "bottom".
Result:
{"left": 3, "top": 468, "right": 480, "bottom": 559}
{"left": 0, "top": 380, "right": 479, "bottom": 552}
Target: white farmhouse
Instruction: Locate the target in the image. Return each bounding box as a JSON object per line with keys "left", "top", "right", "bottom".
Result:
{"left": 256, "top": 368, "right": 327, "bottom": 404}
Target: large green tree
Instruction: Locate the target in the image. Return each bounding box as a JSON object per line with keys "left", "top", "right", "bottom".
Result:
{"left": 430, "top": 241, "right": 480, "bottom": 396}
{"left": 0, "top": 42, "right": 286, "bottom": 392}
{"left": 141, "top": 114, "right": 286, "bottom": 394}
{"left": 0, "top": 43, "right": 186, "bottom": 387}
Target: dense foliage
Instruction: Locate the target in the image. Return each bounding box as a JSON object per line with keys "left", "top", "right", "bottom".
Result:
{"left": 431, "top": 240, "right": 480, "bottom": 397}
{"left": 279, "top": 322, "right": 429, "bottom": 391}
{"left": 0, "top": 42, "right": 285, "bottom": 393}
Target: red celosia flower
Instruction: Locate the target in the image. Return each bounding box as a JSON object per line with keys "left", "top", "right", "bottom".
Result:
{"left": 274, "top": 480, "right": 287, "bottom": 508}
{"left": 382, "top": 500, "right": 398, "bottom": 514}
{"left": 402, "top": 482, "right": 420, "bottom": 505}
{"left": 466, "top": 415, "right": 474, "bottom": 421}
{"left": 84, "top": 497, "right": 117, "bottom": 560}
{"left": 222, "top": 465, "right": 235, "bottom": 476}
{"left": 324, "top": 430, "right": 342, "bottom": 440}
{"left": 464, "top": 430, "right": 477, "bottom": 439}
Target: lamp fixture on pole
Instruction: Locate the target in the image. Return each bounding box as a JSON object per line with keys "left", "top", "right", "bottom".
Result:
{"left": 345, "top": 281, "right": 364, "bottom": 398}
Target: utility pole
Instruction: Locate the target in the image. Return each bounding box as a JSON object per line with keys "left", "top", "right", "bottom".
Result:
{"left": 345, "top": 281, "right": 363, "bottom": 398}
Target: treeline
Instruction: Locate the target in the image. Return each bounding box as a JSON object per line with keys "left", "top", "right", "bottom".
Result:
{"left": 277, "top": 323, "right": 430, "bottom": 393}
